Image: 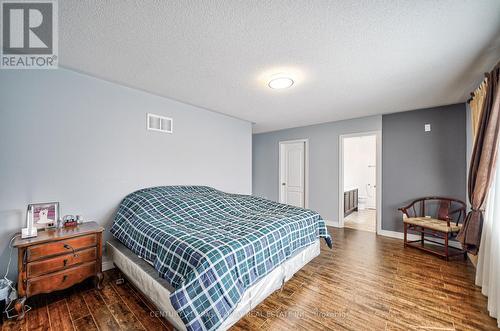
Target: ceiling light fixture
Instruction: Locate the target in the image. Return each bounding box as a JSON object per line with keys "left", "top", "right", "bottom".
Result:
{"left": 268, "top": 76, "right": 294, "bottom": 89}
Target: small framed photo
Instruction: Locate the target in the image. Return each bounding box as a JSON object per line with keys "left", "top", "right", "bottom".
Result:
{"left": 29, "top": 202, "right": 59, "bottom": 229}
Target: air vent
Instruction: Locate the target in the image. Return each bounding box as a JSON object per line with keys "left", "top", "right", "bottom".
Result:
{"left": 147, "top": 113, "right": 173, "bottom": 133}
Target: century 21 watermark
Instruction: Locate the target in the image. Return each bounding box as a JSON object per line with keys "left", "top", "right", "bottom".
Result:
{"left": 1, "top": 0, "right": 58, "bottom": 69}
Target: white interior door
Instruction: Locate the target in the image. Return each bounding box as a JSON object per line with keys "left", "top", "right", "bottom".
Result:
{"left": 279, "top": 141, "right": 305, "bottom": 208}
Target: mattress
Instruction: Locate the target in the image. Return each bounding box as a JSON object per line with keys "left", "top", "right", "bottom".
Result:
{"left": 110, "top": 186, "right": 332, "bottom": 330}
{"left": 106, "top": 238, "right": 321, "bottom": 331}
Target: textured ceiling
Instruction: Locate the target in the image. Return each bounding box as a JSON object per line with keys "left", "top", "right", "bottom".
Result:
{"left": 59, "top": 1, "right": 500, "bottom": 133}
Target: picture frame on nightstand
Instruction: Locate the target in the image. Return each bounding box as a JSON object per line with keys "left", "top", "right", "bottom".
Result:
{"left": 28, "top": 202, "right": 59, "bottom": 229}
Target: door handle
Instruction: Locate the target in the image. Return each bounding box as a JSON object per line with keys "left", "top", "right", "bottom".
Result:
{"left": 281, "top": 183, "right": 286, "bottom": 186}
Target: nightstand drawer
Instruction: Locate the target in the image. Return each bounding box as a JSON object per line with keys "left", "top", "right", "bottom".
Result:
{"left": 27, "top": 234, "right": 97, "bottom": 262}
{"left": 27, "top": 247, "right": 97, "bottom": 277}
{"left": 27, "top": 262, "right": 97, "bottom": 296}
{"left": 13, "top": 222, "right": 104, "bottom": 320}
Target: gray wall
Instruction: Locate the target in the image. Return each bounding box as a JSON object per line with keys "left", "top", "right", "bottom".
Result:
{"left": 253, "top": 104, "right": 466, "bottom": 233}
{"left": 253, "top": 116, "right": 382, "bottom": 222}
{"left": 0, "top": 69, "right": 252, "bottom": 279}
{"left": 382, "top": 104, "right": 466, "bottom": 232}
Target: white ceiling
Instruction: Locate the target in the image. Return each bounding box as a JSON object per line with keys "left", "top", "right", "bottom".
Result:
{"left": 59, "top": 1, "right": 500, "bottom": 133}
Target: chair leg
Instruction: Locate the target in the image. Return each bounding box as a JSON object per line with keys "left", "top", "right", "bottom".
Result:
{"left": 403, "top": 223, "right": 407, "bottom": 247}
{"left": 421, "top": 230, "right": 425, "bottom": 247}
{"left": 444, "top": 234, "right": 449, "bottom": 261}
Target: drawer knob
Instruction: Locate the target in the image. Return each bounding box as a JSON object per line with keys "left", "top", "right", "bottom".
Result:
{"left": 63, "top": 259, "right": 68, "bottom": 267}
{"left": 63, "top": 244, "right": 76, "bottom": 254}
{"left": 62, "top": 275, "right": 68, "bottom": 282}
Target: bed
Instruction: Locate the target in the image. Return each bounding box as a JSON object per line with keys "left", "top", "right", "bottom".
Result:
{"left": 109, "top": 186, "right": 332, "bottom": 331}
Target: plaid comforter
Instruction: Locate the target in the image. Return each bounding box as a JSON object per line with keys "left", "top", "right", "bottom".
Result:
{"left": 110, "top": 186, "right": 332, "bottom": 331}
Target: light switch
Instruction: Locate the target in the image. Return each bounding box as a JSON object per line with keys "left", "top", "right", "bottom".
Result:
{"left": 424, "top": 124, "right": 431, "bottom": 132}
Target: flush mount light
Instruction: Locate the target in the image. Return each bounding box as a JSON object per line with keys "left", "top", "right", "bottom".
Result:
{"left": 268, "top": 76, "right": 294, "bottom": 89}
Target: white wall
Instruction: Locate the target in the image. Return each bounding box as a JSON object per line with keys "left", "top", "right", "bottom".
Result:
{"left": 0, "top": 68, "right": 252, "bottom": 279}
{"left": 343, "top": 135, "right": 376, "bottom": 209}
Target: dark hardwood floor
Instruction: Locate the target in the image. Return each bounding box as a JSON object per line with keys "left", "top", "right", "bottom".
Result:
{"left": 2, "top": 227, "right": 497, "bottom": 331}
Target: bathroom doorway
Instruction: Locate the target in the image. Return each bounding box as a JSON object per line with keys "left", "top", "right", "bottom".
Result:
{"left": 339, "top": 132, "right": 381, "bottom": 233}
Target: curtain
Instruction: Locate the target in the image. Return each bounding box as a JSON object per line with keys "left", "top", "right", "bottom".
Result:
{"left": 476, "top": 140, "right": 500, "bottom": 327}
{"left": 471, "top": 79, "right": 488, "bottom": 141}
{"left": 457, "top": 62, "right": 500, "bottom": 254}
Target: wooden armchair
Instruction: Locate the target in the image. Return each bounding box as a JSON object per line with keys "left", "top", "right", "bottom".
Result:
{"left": 399, "top": 197, "right": 467, "bottom": 260}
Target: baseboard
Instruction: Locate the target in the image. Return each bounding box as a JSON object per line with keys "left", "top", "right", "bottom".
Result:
{"left": 377, "top": 229, "right": 462, "bottom": 249}
{"left": 467, "top": 253, "right": 478, "bottom": 267}
{"left": 324, "top": 219, "right": 340, "bottom": 228}
{"left": 102, "top": 257, "right": 115, "bottom": 271}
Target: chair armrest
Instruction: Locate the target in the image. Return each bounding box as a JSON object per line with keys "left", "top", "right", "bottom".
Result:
{"left": 399, "top": 199, "right": 420, "bottom": 218}
{"left": 398, "top": 207, "right": 410, "bottom": 218}
{"left": 442, "top": 215, "right": 451, "bottom": 227}
{"left": 399, "top": 201, "right": 415, "bottom": 211}
{"left": 448, "top": 207, "right": 466, "bottom": 225}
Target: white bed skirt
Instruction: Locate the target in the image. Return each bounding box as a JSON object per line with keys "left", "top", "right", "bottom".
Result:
{"left": 106, "top": 239, "right": 321, "bottom": 331}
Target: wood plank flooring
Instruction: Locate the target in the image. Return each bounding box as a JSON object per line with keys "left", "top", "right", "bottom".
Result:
{"left": 2, "top": 227, "right": 497, "bottom": 331}
{"left": 344, "top": 209, "right": 377, "bottom": 233}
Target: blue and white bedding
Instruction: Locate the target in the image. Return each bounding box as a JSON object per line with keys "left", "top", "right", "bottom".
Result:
{"left": 110, "top": 186, "right": 332, "bottom": 331}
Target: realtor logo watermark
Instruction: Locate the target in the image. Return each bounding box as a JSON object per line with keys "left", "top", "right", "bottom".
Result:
{"left": 1, "top": 0, "right": 58, "bottom": 69}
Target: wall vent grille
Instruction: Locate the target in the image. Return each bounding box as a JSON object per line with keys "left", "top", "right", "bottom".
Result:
{"left": 147, "top": 113, "right": 173, "bottom": 133}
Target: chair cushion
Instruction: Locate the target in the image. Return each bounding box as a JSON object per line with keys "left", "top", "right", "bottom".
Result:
{"left": 404, "top": 217, "right": 462, "bottom": 233}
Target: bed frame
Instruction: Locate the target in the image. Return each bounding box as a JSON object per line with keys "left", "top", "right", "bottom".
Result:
{"left": 106, "top": 239, "right": 320, "bottom": 331}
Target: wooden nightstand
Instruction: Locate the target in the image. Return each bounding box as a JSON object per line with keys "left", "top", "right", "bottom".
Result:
{"left": 12, "top": 221, "right": 104, "bottom": 319}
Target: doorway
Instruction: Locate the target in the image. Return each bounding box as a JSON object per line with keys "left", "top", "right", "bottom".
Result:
{"left": 279, "top": 139, "right": 309, "bottom": 208}
{"left": 339, "top": 132, "right": 381, "bottom": 233}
